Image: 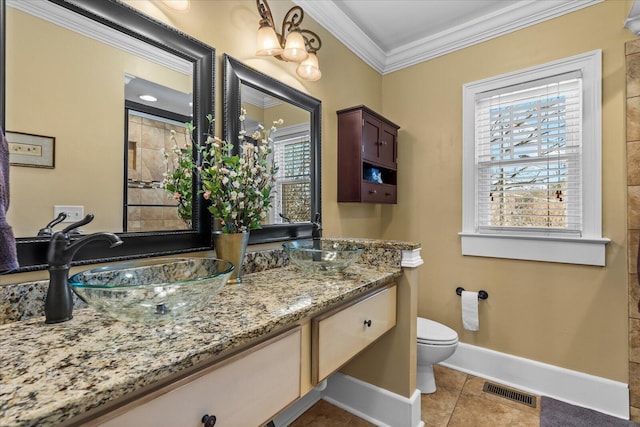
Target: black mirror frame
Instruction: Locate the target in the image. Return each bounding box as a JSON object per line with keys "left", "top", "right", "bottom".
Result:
{"left": 1, "top": 0, "right": 215, "bottom": 272}
{"left": 222, "top": 54, "right": 321, "bottom": 244}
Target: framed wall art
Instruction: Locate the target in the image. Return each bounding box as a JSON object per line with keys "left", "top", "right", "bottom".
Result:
{"left": 6, "top": 131, "right": 55, "bottom": 168}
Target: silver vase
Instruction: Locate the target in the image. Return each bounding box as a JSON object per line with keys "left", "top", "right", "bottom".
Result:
{"left": 213, "top": 231, "right": 249, "bottom": 284}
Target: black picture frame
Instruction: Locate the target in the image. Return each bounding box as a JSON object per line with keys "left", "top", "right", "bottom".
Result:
{"left": 222, "top": 54, "right": 322, "bottom": 244}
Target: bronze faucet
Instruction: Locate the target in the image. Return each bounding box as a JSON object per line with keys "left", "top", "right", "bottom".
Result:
{"left": 45, "top": 214, "right": 122, "bottom": 324}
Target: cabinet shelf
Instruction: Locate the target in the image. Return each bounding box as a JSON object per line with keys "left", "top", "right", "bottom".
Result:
{"left": 337, "top": 105, "right": 399, "bottom": 204}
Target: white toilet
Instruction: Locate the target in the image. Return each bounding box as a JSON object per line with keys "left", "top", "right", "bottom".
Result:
{"left": 417, "top": 317, "right": 459, "bottom": 394}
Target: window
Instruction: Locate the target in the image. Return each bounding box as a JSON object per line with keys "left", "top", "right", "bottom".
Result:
{"left": 271, "top": 124, "right": 312, "bottom": 224}
{"left": 460, "top": 50, "right": 609, "bottom": 266}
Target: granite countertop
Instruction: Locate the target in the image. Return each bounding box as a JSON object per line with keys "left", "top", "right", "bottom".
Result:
{"left": 0, "top": 262, "right": 402, "bottom": 426}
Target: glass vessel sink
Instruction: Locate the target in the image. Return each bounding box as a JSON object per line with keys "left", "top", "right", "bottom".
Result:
{"left": 283, "top": 240, "right": 364, "bottom": 273}
{"left": 69, "top": 258, "right": 234, "bottom": 322}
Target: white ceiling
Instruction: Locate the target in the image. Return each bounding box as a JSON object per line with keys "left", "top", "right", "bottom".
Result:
{"left": 293, "top": 0, "right": 602, "bottom": 74}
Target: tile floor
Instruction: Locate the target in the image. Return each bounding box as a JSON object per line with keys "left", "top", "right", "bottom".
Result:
{"left": 290, "top": 365, "right": 540, "bottom": 426}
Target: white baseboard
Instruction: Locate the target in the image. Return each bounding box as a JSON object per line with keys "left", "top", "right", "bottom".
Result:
{"left": 441, "top": 342, "right": 630, "bottom": 419}
{"left": 323, "top": 373, "right": 424, "bottom": 427}
{"left": 270, "top": 387, "right": 322, "bottom": 427}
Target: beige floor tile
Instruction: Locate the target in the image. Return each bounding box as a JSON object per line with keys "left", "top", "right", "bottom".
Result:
{"left": 433, "top": 364, "right": 467, "bottom": 391}
{"left": 421, "top": 385, "right": 461, "bottom": 427}
{"left": 289, "top": 400, "right": 373, "bottom": 427}
{"left": 447, "top": 393, "right": 539, "bottom": 427}
{"left": 421, "top": 365, "right": 467, "bottom": 426}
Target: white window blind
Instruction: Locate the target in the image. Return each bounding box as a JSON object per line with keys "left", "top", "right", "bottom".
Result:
{"left": 273, "top": 136, "right": 311, "bottom": 223}
{"left": 475, "top": 71, "right": 582, "bottom": 236}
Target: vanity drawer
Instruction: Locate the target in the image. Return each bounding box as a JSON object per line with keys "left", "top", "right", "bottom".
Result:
{"left": 98, "top": 328, "right": 301, "bottom": 427}
{"left": 361, "top": 182, "right": 397, "bottom": 204}
{"left": 313, "top": 285, "right": 397, "bottom": 383}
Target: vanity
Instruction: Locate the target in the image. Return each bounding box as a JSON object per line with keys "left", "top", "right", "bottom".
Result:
{"left": 0, "top": 239, "right": 420, "bottom": 427}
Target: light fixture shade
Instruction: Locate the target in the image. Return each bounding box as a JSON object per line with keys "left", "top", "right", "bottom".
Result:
{"left": 256, "top": 25, "right": 283, "bottom": 56}
{"left": 296, "top": 52, "right": 321, "bottom": 81}
{"left": 282, "top": 30, "right": 309, "bottom": 62}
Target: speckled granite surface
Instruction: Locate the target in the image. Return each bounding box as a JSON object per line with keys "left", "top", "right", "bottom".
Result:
{"left": 0, "top": 239, "right": 418, "bottom": 427}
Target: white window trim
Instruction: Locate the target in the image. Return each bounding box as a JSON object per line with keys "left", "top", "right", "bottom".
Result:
{"left": 460, "top": 50, "right": 610, "bottom": 266}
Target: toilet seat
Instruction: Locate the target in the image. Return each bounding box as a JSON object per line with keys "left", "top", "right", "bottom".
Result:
{"left": 417, "top": 318, "right": 458, "bottom": 346}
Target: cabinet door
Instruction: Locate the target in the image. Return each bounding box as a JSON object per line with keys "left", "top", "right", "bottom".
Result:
{"left": 378, "top": 123, "right": 397, "bottom": 169}
{"left": 98, "top": 329, "right": 301, "bottom": 427}
{"left": 362, "top": 115, "right": 381, "bottom": 164}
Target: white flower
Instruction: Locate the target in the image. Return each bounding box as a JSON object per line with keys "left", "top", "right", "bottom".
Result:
{"left": 222, "top": 176, "right": 229, "bottom": 185}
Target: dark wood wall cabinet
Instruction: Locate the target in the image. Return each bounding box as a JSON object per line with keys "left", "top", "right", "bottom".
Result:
{"left": 337, "top": 105, "right": 400, "bottom": 204}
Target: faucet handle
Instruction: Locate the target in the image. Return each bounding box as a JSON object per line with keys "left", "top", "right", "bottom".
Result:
{"left": 61, "top": 214, "right": 95, "bottom": 235}
{"left": 37, "top": 212, "right": 67, "bottom": 237}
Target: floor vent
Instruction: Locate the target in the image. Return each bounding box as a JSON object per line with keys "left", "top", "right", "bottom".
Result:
{"left": 482, "top": 382, "right": 537, "bottom": 408}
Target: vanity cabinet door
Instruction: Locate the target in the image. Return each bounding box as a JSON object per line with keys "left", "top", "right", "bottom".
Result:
{"left": 377, "top": 121, "right": 397, "bottom": 169}
{"left": 98, "top": 328, "right": 301, "bottom": 427}
{"left": 361, "top": 112, "right": 397, "bottom": 170}
{"left": 312, "top": 285, "right": 397, "bottom": 383}
{"left": 362, "top": 114, "right": 382, "bottom": 164}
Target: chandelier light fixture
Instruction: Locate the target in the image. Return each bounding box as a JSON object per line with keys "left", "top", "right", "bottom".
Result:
{"left": 255, "top": 0, "right": 322, "bottom": 81}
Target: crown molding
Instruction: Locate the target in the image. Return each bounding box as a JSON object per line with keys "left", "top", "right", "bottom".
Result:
{"left": 292, "top": 0, "right": 387, "bottom": 74}
{"left": 294, "top": 0, "right": 602, "bottom": 75}
{"left": 7, "top": 0, "right": 192, "bottom": 75}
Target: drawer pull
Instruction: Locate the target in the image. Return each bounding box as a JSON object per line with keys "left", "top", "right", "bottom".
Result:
{"left": 202, "top": 414, "right": 217, "bottom": 426}
{"left": 364, "top": 319, "right": 372, "bottom": 327}
{"left": 369, "top": 190, "right": 377, "bottom": 195}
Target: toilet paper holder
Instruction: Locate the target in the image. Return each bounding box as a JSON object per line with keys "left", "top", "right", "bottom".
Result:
{"left": 456, "top": 287, "right": 488, "bottom": 300}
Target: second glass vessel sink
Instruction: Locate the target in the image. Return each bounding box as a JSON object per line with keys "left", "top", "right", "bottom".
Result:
{"left": 283, "top": 240, "right": 364, "bottom": 273}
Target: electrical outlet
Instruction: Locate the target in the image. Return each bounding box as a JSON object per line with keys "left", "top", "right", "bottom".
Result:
{"left": 54, "top": 205, "right": 84, "bottom": 223}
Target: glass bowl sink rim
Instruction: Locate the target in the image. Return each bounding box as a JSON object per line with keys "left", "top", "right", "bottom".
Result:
{"left": 282, "top": 240, "right": 365, "bottom": 253}
{"left": 69, "top": 257, "right": 235, "bottom": 289}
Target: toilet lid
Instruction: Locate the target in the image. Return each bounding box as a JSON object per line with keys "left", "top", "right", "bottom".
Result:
{"left": 417, "top": 317, "right": 458, "bottom": 343}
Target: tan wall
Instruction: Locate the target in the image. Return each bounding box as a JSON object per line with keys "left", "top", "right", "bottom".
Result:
{"left": 381, "top": 0, "right": 634, "bottom": 382}
{"left": 265, "top": 102, "right": 309, "bottom": 129}
{"left": 6, "top": 8, "right": 191, "bottom": 237}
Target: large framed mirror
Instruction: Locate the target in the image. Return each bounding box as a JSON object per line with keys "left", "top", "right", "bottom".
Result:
{"left": 1, "top": 0, "right": 215, "bottom": 272}
{"left": 222, "top": 55, "right": 321, "bottom": 244}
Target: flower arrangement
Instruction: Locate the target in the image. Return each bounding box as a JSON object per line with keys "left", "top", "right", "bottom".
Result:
{"left": 162, "top": 110, "right": 282, "bottom": 234}
{"left": 162, "top": 124, "right": 195, "bottom": 227}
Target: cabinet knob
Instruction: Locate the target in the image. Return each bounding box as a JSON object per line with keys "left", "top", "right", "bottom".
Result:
{"left": 364, "top": 319, "right": 372, "bottom": 327}
{"left": 202, "top": 414, "right": 217, "bottom": 426}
